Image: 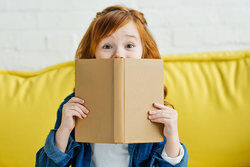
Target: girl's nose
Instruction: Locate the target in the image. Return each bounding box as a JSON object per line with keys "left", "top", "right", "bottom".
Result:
{"left": 112, "top": 48, "right": 125, "bottom": 58}
{"left": 113, "top": 55, "right": 125, "bottom": 58}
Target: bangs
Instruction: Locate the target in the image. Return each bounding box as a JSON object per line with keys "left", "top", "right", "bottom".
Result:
{"left": 92, "top": 11, "right": 131, "bottom": 44}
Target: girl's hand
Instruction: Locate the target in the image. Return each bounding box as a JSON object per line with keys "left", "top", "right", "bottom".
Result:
{"left": 148, "top": 103, "right": 179, "bottom": 138}
{"left": 60, "top": 96, "right": 90, "bottom": 132}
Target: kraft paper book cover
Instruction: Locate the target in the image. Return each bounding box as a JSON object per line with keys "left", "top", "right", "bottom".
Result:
{"left": 75, "top": 58, "right": 164, "bottom": 144}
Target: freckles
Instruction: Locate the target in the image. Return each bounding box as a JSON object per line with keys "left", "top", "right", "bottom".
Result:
{"left": 99, "top": 53, "right": 112, "bottom": 59}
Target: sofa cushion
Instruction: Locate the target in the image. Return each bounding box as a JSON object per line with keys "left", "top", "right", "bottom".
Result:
{"left": 0, "top": 49, "right": 249, "bottom": 167}
{"left": 161, "top": 49, "right": 250, "bottom": 167}
{"left": 0, "top": 61, "right": 75, "bottom": 166}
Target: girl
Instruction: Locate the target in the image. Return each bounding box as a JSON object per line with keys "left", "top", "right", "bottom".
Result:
{"left": 36, "top": 5, "right": 189, "bottom": 167}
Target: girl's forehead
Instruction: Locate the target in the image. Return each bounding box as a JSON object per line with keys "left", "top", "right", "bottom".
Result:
{"left": 116, "top": 21, "right": 139, "bottom": 34}
{"left": 103, "top": 21, "right": 140, "bottom": 40}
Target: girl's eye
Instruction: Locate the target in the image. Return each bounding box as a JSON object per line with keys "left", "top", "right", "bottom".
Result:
{"left": 127, "top": 44, "right": 135, "bottom": 48}
{"left": 103, "top": 45, "right": 112, "bottom": 49}
{"left": 102, "top": 43, "right": 135, "bottom": 49}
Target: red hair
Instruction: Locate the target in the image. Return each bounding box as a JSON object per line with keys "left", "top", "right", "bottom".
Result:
{"left": 74, "top": 5, "right": 174, "bottom": 109}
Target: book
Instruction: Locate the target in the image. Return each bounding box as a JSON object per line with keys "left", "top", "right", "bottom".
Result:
{"left": 75, "top": 58, "right": 164, "bottom": 144}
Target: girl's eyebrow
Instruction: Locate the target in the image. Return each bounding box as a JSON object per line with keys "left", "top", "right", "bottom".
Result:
{"left": 102, "top": 34, "right": 137, "bottom": 41}
{"left": 125, "top": 34, "right": 137, "bottom": 40}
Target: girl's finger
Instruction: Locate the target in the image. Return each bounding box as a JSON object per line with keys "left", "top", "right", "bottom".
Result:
{"left": 71, "top": 105, "right": 87, "bottom": 118}
{"left": 148, "top": 109, "right": 172, "bottom": 115}
{"left": 150, "top": 118, "right": 167, "bottom": 124}
{"left": 153, "top": 103, "right": 168, "bottom": 109}
{"left": 153, "top": 103, "right": 176, "bottom": 112}
{"left": 148, "top": 113, "right": 171, "bottom": 119}
{"left": 70, "top": 109, "right": 84, "bottom": 119}
{"left": 69, "top": 96, "right": 85, "bottom": 104}
{"left": 74, "top": 103, "right": 89, "bottom": 115}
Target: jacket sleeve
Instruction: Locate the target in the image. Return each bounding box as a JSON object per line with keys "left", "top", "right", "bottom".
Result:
{"left": 149, "top": 136, "right": 189, "bottom": 167}
{"left": 35, "top": 92, "right": 81, "bottom": 167}
{"left": 161, "top": 143, "right": 185, "bottom": 165}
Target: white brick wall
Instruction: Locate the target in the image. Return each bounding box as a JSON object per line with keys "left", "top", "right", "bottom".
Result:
{"left": 0, "top": 0, "right": 249, "bottom": 71}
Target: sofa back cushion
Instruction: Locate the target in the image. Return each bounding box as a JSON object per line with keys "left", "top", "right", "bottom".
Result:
{"left": 161, "top": 50, "right": 250, "bottom": 167}
{"left": 0, "top": 62, "right": 75, "bottom": 166}
{"left": 0, "top": 49, "right": 249, "bottom": 167}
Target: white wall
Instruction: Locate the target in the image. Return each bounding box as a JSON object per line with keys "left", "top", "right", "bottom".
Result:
{"left": 0, "top": 0, "right": 250, "bottom": 71}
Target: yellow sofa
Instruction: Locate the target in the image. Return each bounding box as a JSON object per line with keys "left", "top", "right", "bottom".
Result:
{"left": 0, "top": 49, "right": 249, "bottom": 167}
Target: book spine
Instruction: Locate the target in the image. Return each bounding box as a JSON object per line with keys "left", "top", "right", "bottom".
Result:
{"left": 114, "top": 58, "right": 125, "bottom": 143}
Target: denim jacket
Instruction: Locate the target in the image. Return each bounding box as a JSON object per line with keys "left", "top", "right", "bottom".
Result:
{"left": 36, "top": 92, "right": 189, "bottom": 167}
